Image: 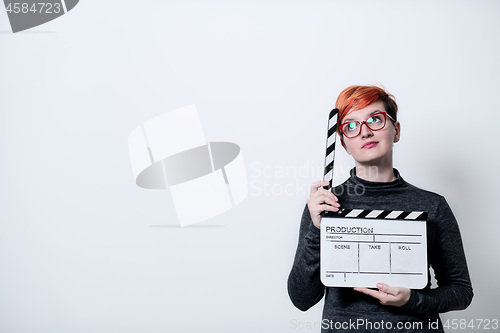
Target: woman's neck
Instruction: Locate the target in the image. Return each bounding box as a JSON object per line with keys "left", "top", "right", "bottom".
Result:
{"left": 355, "top": 160, "right": 396, "bottom": 182}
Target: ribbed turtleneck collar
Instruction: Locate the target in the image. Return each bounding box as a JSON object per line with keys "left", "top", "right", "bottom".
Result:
{"left": 348, "top": 167, "right": 405, "bottom": 190}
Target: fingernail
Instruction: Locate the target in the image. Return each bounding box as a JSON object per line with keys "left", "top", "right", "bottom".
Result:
{"left": 377, "top": 283, "right": 383, "bottom": 289}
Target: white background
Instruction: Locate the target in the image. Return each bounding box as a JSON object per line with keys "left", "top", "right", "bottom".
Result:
{"left": 1, "top": 1, "right": 499, "bottom": 332}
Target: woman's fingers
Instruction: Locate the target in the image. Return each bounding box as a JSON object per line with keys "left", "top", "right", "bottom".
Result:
{"left": 318, "top": 203, "right": 340, "bottom": 212}
{"left": 308, "top": 184, "right": 340, "bottom": 211}
{"left": 353, "top": 284, "right": 411, "bottom": 307}
{"left": 310, "top": 180, "right": 330, "bottom": 195}
{"left": 309, "top": 201, "right": 340, "bottom": 216}
{"left": 311, "top": 189, "right": 339, "bottom": 207}
{"left": 307, "top": 180, "right": 341, "bottom": 229}
{"left": 353, "top": 287, "right": 380, "bottom": 299}
{"left": 376, "top": 283, "right": 398, "bottom": 296}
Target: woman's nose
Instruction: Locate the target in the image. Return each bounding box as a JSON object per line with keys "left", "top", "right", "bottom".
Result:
{"left": 360, "top": 122, "right": 374, "bottom": 138}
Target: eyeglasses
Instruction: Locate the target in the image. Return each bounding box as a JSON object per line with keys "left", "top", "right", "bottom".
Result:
{"left": 340, "top": 112, "right": 395, "bottom": 139}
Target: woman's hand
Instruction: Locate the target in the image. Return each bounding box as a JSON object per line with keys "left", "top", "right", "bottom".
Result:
{"left": 307, "top": 180, "right": 340, "bottom": 229}
{"left": 354, "top": 283, "right": 411, "bottom": 307}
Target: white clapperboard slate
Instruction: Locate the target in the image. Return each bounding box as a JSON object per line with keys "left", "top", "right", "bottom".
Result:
{"left": 320, "top": 209, "right": 428, "bottom": 289}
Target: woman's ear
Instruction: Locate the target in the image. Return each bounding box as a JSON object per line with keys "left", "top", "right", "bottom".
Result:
{"left": 393, "top": 121, "right": 401, "bottom": 143}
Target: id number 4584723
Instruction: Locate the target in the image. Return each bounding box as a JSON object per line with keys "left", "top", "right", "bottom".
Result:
{"left": 443, "top": 319, "right": 498, "bottom": 330}
{"left": 6, "top": 3, "right": 62, "bottom": 14}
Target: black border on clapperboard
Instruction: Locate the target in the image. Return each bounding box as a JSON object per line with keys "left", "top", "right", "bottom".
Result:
{"left": 320, "top": 209, "right": 429, "bottom": 289}
{"left": 322, "top": 209, "right": 428, "bottom": 221}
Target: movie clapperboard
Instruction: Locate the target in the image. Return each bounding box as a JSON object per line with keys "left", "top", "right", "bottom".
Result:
{"left": 320, "top": 109, "right": 428, "bottom": 289}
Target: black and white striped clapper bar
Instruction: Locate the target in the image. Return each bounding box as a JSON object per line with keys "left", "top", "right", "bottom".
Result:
{"left": 320, "top": 209, "right": 428, "bottom": 289}
{"left": 323, "top": 108, "right": 338, "bottom": 191}
{"left": 323, "top": 209, "right": 428, "bottom": 220}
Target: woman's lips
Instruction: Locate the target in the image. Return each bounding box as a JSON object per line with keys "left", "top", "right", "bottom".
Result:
{"left": 362, "top": 141, "right": 378, "bottom": 149}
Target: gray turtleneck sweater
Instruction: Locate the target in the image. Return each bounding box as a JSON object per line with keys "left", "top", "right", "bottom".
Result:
{"left": 288, "top": 169, "right": 473, "bottom": 332}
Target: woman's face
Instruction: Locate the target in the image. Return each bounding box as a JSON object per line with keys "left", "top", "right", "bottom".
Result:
{"left": 341, "top": 101, "right": 400, "bottom": 167}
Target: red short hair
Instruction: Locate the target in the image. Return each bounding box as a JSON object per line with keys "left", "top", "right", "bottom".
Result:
{"left": 335, "top": 85, "right": 398, "bottom": 136}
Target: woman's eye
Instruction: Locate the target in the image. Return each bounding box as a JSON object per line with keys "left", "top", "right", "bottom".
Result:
{"left": 368, "top": 115, "right": 382, "bottom": 123}
{"left": 347, "top": 122, "right": 357, "bottom": 131}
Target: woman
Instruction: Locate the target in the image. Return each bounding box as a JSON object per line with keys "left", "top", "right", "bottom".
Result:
{"left": 288, "top": 85, "right": 473, "bottom": 332}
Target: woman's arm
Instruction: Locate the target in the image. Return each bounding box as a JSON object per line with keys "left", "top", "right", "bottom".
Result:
{"left": 400, "top": 198, "right": 474, "bottom": 316}
{"left": 288, "top": 181, "right": 339, "bottom": 310}
{"left": 287, "top": 204, "right": 326, "bottom": 311}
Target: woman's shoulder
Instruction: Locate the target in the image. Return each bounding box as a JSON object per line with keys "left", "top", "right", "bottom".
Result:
{"left": 401, "top": 180, "right": 455, "bottom": 220}
{"left": 403, "top": 180, "right": 446, "bottom": 201}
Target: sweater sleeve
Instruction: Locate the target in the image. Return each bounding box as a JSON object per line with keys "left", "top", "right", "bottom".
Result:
{"left": 287, "top": 204, "right": 325, "bottom": 311}
{"left": 400, "top": 197, "right": 473, "bottom": 316}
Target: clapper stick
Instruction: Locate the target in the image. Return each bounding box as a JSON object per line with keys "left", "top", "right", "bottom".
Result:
{"left": 323, "top": 108, "right": 339, "bottom": 191}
